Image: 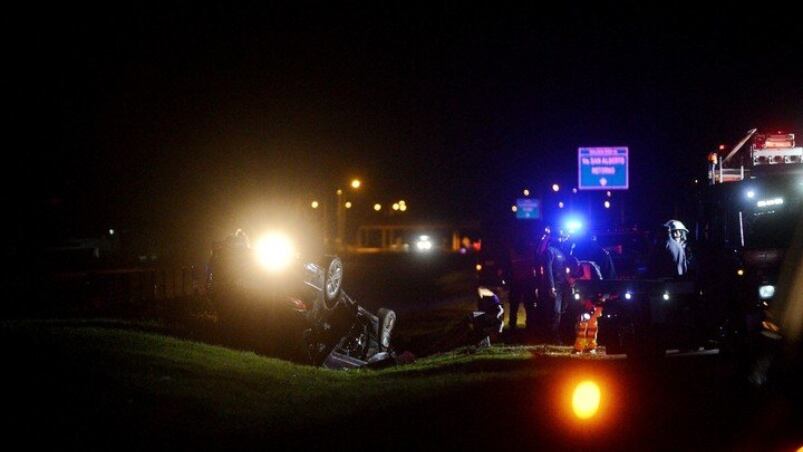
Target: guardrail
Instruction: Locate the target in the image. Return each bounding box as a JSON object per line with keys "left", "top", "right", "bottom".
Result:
{"left": 45, "top": 266, "right": 207, "bottom": 310}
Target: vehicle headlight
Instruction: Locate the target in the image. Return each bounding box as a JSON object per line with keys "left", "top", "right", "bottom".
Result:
{"left": 254, "top": 233, "right": 296, "bottom": 272}
{"left": 415, "top": 235, "right": 433, "bottom": 252}
{"left": 758, "top": 285, "right": 775, "bottom": 300}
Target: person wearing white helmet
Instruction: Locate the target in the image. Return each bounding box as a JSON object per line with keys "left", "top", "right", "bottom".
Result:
{"left": 662, "top": 219, "right": 689, "bottom": 277}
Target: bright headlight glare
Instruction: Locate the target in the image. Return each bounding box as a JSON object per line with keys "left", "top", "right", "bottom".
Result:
{"left": 254, "top": 233, "right": 295, "bottom": 272}
{"left": 758, "top": 285, "right": 775, "bottom": 300}
{"left": 624, "top": 292, "right": 632, "bottom": 300}
{"left": 574, "top": 293, "right": 581, "bottom": 300}
{"left": 415, "top": 235, "right": 433, "bottom": 251}
{"left": 662, "top": 292, "right": 670, "bottom": 301}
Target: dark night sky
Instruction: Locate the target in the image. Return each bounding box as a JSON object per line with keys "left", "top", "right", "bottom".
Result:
{"left": 8, "top": 3, "right": 803, "bottom": 256}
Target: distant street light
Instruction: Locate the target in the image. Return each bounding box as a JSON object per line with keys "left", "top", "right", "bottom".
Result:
{"left": 604, "top": 200, "right": 611, "bottom": 209}
{"left": 351, "top": 179, "right": 362, "bottom": 189}
{"left": 558, "top": 201, "right": 564, "bottom": 209}
{"left": 373, "top": 203, "right": 382, "bottom": 211}
{"left": 511, "top": 205, "right": 518, "bottom": 213}
{"left": 392, "top": 203, "right": 400, "bottom": 211}
{"left": 552, "top": 183, "right": 560, "bottom": 192}
{"left": 606, "top": 191, "right": 612, "bottom": 197}
{"left": 523, "top": 189, "right": 530, "bottom": 196}
{"left": 311, "top": 200, "right": 319, "bottom": 209}
{"left": 399, "top": 204, "right": 407, "bottom": 212}
{"left": 345, "top": 201, "right": 352, "bottom": 209}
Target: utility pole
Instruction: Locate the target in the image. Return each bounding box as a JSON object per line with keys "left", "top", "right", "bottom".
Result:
{"left": 335, "top": 189, "right": 344, "bottom": 251}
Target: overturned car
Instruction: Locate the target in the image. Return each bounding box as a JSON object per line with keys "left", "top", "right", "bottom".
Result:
{"left": 207, "top": 231, "right": 397, "bottom": 369}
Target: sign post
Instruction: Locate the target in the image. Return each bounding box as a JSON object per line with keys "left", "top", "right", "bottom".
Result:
{"left": 578, "top": 147, "right": 629, "bottom": 190}
{"left": 515, "top": 198, "right": 541, "bottom": 219}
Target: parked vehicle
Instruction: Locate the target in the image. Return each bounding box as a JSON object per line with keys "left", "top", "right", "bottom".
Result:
{"left": 588, "top": 129, "right": 802, "bottom": 358}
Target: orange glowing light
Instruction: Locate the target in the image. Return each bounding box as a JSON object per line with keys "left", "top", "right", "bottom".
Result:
{"left": 572, "top": 381, "right": 601, "bottom": 420}
{"left": 351, "top": 179, "right": 362, "bottom": 189}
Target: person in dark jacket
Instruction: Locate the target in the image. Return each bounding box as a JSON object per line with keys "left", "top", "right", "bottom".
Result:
{"left": 570, "top": 234, "right": 617, "bottom": 280}
{"left": 508, "top": 240, "right": 536, "bottom": 335}
{"left": 652, "top": 220, "right": 689, "bottom": 278}
{"left": 544, "top": 230, "right": 576, "bottom": 344}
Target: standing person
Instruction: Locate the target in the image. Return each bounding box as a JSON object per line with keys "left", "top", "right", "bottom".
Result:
{"left": 544, "top": 230, "right": 574, "bottom": 345}
{"left": 571, "top": 234, "right": 616, "bottom": 280}
{"left": 508, "top": 240, "right": 535, "bottom": 339}
{"left": 654, "top": 220, "right": 689, "bottom": 278}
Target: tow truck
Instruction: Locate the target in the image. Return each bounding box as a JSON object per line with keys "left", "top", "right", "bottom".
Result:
{"left": 694, "top": 129, "right": 802, "bottom": 353}
{"left": 586, "top": 129, "right": 802, "bottom": 357}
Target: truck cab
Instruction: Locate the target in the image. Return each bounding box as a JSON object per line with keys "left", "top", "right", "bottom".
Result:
{"left": 695, "top": 130, "right": 802, "bottom": 347}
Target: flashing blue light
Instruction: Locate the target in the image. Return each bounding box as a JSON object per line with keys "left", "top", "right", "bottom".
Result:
{"left": 564, "top": 218, "right": 584, "bottom": 235}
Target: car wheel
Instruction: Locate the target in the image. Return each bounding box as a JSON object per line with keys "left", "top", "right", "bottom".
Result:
{"left": 322, "top": 256, "right": 343, "bottom": 309}
{"left": 377, "top": 308, "right": 396, "bottom": 352}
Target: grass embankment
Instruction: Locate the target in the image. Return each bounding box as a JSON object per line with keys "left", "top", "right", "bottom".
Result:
{"left": 3, "top": 319, "right": 793, "bottom": 451}
{"left": 2, "top": 319, "right": 559, "bottom": 448}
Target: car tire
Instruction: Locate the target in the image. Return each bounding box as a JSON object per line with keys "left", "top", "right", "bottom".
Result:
{"left": 377, "top": 308, "right": 396, "bottom": 352}
{"left": 322, "top": 256, "right": 344, "bottom": 309}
